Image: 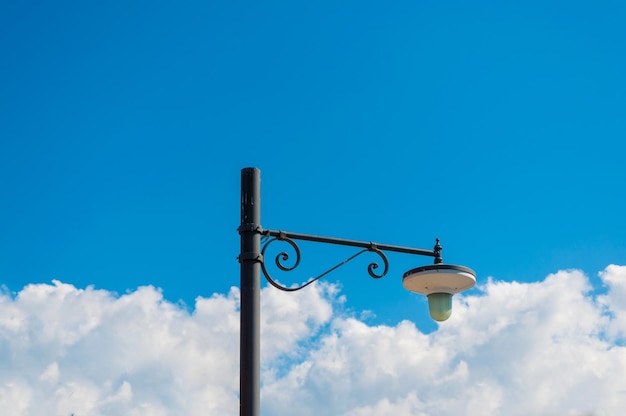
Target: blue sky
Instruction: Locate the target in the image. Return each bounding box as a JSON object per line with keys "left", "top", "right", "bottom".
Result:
{"left": 2, "top": 0, "right": 625, "bottom": 318}
{"left": 1, "top": 1, "right": 626, "bottom": 413}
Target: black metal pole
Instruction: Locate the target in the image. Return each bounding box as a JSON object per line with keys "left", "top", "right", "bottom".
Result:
{"left": 239, "top": 168, "right": 261, "bottom": 416}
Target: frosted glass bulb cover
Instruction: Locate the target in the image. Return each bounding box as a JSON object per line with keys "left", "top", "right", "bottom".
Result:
{"left": 428, "top": 293, "right": 452, "bottom": 322}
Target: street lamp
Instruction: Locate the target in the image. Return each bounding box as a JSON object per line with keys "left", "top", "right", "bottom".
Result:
{"left": 238, "top": 167, "right": 475, "bottom": 416}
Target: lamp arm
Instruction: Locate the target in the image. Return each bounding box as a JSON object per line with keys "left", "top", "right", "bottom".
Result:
{"left": 257, "top": 229, "right": 442, "bottom": 292}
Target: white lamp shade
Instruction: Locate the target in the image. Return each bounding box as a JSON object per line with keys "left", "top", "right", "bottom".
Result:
{"left": 402, "top": 264, "right": 476, "bottom": 296}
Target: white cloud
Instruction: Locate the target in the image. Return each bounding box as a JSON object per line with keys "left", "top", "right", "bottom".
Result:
{"left": 1, "top": 266, "right": 626, "bottom": 415}
{"left": 0, "top": 281, "right": 242, "bottom": 415}
{"left": 598, "top": 264, "right": 626, "bottom": 338}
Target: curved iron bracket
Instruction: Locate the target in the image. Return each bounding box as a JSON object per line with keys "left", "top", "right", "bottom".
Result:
{"left": 259, "top": 229, "right": 437, "bottom": 292}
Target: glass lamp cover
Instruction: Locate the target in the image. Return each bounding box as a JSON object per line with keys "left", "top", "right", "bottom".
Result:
{"left": 427, "top": 293, "right": 452, "bottom": 322}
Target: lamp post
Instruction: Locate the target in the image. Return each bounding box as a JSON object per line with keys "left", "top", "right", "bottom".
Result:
{"left": 238, "top": 167, "right": 475, "bottom": 416}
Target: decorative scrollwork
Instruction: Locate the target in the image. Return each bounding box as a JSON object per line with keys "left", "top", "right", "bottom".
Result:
{"left": 366, "top": 246, "right": 389, "bottom": 279}
{"left": 260, "top": 236, "right": 390, "bottom": 292}
{"left": 267, "top": 236, "right": 300, "bottom": 272}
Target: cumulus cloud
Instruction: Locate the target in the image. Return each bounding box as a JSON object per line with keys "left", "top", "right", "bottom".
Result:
{"left": 0, "top": 282, "right": 240, "bottom": 415}
{"left": 1, "top": 266, "right": 626, "bottom": 415}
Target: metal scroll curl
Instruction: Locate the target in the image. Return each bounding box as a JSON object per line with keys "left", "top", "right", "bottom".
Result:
{"left": 260, "top": 236, "right": 390, "bottom": 292}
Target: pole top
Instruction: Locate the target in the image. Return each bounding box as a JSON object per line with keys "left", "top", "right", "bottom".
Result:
{"left": 242, "top": 167, "right": 260, "bottom": 174}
